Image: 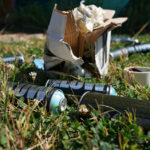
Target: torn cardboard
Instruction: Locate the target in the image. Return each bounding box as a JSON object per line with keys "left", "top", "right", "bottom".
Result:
{"left": 44, "top": 4, "right": 127, "bottom": 76}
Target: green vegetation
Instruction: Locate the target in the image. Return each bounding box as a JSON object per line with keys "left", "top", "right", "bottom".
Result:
{"left": 0, "top": 34, "right": 150, "bottom": 149}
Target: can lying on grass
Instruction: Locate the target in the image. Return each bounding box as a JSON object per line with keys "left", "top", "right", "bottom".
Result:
{"left": 7, "top": 82, "right": 67, "bottom": 113}
{"left": 110, "top": 44, "right": 150, "bottom": 59}
{"left": 45, "top": 79, "right": 117, "bottom": 96}
{"left": 79, "top": 92, "right": 150, "bottom": 129}
{"left": 111, "top": 36, "right": 139, "bottom": 44}
{"left": 2, "top": 55, "right": 24, "bottom": 64}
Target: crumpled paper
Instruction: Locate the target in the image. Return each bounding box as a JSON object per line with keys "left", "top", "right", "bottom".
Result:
{"left": 73, "top": 2, "right": 105, "bottom": 33}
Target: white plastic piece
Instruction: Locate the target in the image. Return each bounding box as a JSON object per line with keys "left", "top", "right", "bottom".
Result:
{"left": 124, "top": 67, "right": 150, "bottom": 87}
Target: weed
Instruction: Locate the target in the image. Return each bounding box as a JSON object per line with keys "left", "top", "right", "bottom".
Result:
{"left": 0, "top": 34, "right": 150, "bottom": 149}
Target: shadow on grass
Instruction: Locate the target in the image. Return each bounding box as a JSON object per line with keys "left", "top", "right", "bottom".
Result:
{"left": 11, "top": 63, "right": 49, "bottom": 86}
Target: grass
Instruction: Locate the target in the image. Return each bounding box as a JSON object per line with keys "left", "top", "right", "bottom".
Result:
{"left": 0, "top": 34, "right": 150, "bottom": 149}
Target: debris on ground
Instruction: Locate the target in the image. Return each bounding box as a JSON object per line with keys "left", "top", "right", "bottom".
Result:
{"left": 44, "top": 2, "right": 127, "bottom": 77}
{"left": 110, "top": 44, "right": 150, "bottom": 59}
{"left": 7, "top": 82, "right": 67, "bottom": 113}
{"left": 124, "top": 66, "right": 150, "bottom": 87}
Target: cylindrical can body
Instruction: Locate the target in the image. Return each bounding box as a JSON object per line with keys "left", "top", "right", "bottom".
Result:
{"left": 111, "top": 36, "right": 139, "bottom": 44}
{"left": 110, "top": 48, "right": 129, "bottom": 59}
{"left": 45, "top": 79, "right": 117, "bottom": 96}
{"left": 78, "top": 91, "right": 150, "bottom": 129}
{"left": 110, "top": 44, "right": 150, "bottom": 59}
{"left": 7, "top": 82, "right": 67, "bottom": 113}
{"left": 2, "top": 55, "right": 24, "bottom": 64}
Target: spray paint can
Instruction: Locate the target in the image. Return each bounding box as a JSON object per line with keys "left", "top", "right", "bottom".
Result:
{"left": 111, "top": 36, "right": 139, "bottom": 44}
{"left": 2, "top": 55, "right": 24, "bottom": 64}
{"left": 7, "top": 82, "right": 67, "bottom": 113}
{"left": 110, "top": 44, "right": 150, "bottom": 60}
{"left": 45, "top": 79, "right": 117, "bottom": 96}
{"left": 78, "top": 91, "right": 150, "bottom": 129}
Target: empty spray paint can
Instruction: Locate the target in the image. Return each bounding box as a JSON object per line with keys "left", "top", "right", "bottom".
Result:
{"left": 2, "top": 55, "right": 24, "bottom": 64}
{"left": 45, "top": 79, "right": 117, "bottom": 96}
{"left": 110, "top": 44, "right": 150, "bottom": 60}
{"left": 111, "top": 36, "right": 139, "bottom": 44}
{"left": 7, "top": 82, "right": 67, "bottom": 113}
